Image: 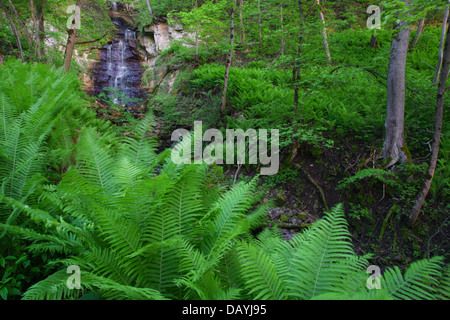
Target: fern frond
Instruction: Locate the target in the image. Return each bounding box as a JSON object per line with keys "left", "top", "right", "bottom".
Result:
{"left": 236, "top": 240, "right": 287, "bottom": 300}
{"left": 287, "top": 204, "right": 360, "bottom": 300}
{"left": 382, "top": 256, "right": 445, "bottom": 300}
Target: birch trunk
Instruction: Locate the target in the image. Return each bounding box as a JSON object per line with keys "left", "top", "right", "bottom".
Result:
{"left": 145, "top": 0, "right": 152, "bottom": 17}
{"left": 315, "top": 0, "right": 331, "bottom": 63}
{"left": 382, "top": 1, "right": 412, "bottom": 168}
{"left": 221, "top": 0, "right": 237, "bottom": 114}
{"left": 410, "top": 20, "right": 450, "bottom": 225}
{"left": 433, "top": 4, "right": 450, "bottom": 85}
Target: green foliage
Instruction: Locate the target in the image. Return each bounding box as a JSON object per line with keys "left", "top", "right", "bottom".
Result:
{"left": 337, "top": 168, "right": 397, "bottom": 190}
{"left": 0, "top": 58, "right": 112, "bottom": 296}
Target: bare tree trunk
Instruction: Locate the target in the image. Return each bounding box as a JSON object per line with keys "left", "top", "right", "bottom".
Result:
{"left": 369, "top": 34, "right": 378, "bottom": 48}
{"left": 36, "top": 0, "right": 45, "bottom": 57}
{"left": 433, "top": 4, "right": 450, "bottom": 85}
{"left": 194, "top": 0, "right": 200, "bottom": 58}
{"left": 145, "top": 0, "right": 153, "bottom": 17}
{"left": 382, "top": 1, "right": 412, "bottom": 168}
{"left": 410, "top": 19, "right": 450, "bottom": 225}
{"left": 63, "top": 0, "right": 80, "bottom": 72}
{"left": 239, "top": 0, "right": 245, "bottom": 44}
{"left": 410, "top": 17, "right": 426, "bottom": 49}
{"left": 315, "top": 0, "right": 331, "bottom": 63}
{"left": 280, "top": 2, "right": 285, "bottom": 55}
{"left": 221, "top": 0, "right": 237, "bottom": 114}
{"left": 257, "top": 0, "right": 262, "bottom": 45}
{"left": 7, "top": 0, "right": 33, "bottom": 47}
{"left": 0, "top": 0, "right": 25, "bottom": 62}
{"left": 29, "top": 0, "right": 41, "bottom": 58}
{"left": 290, "top": 0, "right": 304, "bottom": 163}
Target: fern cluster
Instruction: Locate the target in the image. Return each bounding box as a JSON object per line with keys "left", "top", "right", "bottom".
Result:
{"left": 0, "top": 59, "right": 448, "bottom": 300}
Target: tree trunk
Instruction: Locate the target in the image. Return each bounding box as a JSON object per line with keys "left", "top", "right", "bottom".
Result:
{"left": 280, "top": 2, "right": 285, "bottom": 55}
{"left": 315, "top": 0, "right": 331, "bottom": 63}
{"left": 381, "top": 1, "right": 412, "bottom": 168}
{"left": 29, "top": 0, "right": 41, "bottom": 58}
{"left": 221, "top": 0, "right": 237, "bottom": 114}
{"left": 433, "top": 4, "right": 450, "bottom": 85}
{"left": 369, "top": 34, "right": 378, "bottom": 48}
{"left": 63, "top": 0, "right": 80, "bottom": 72}
{"left": 257, "top": 0, "right": 262, "bottom": 45}
{"left": 7, "top": 0, "right": 33, "bottom": 47}
{"left": 36, "top": 0, "right": 45, "bottom": 57}
{"left": 0, "top": 1, "right": 25, "bottom": 62}
{"left": 239, "top": 0, "right": 244, "bottom": 44}
{"left": 410, "top": 17, "right": 426, "bottom": 50}
{"left": 410, "top": 20, "right": 450, "bottom": 225}
{"left": 145, "top": 0, "right": 153, "bottom": 17}
{"left": 290, "top": 0, "right": 304, "bottom": 163}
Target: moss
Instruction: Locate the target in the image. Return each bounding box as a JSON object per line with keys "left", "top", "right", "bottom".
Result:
{"left": 297, "top": 212, "right": 308, "bottom": 221}
{"left": 275, "top": 190, "right": 286, "bottom": 207}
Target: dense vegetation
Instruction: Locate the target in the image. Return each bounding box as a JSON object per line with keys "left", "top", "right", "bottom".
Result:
{"left": 0, "top": 0, "right": 449, "bottom": 301}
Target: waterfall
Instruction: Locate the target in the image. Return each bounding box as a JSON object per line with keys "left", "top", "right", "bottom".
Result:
{"left": 118, "top": 40, "right": 125, "bottom": 64}
{"left": 125, "top": 29, "right": 136, "bottom": 41}
{"left": 107, "top": 45, "right": 112, "bottom": 71}
{"left": 111, "top": 1, "right": 118, "bottom": 12}
{"left": 91, "top": 5, "right": 145, "bottom": 109}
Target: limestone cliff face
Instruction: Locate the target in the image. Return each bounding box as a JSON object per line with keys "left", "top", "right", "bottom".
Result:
{"left": 138, "top": 22, "right": 193, "bottom": 66}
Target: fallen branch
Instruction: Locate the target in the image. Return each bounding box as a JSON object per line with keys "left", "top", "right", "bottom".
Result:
{"left": 294, "top": 163, "right": 329, "bottom": 212}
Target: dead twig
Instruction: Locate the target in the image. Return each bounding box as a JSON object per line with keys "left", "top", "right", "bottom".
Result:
{"left": 294, "top": 163, "right": 329, "bottom": 212}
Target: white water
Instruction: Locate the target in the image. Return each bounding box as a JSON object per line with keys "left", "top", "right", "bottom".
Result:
{"left": 125, "top": 29, "right": 136, "bottom": 41}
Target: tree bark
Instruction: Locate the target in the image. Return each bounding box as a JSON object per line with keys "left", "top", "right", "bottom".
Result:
{"left": 382, "top": 0, "right": 412, "bottom": 168}
{"left": 29, "top": 0, "right": 41, "bottom": 58}
{"left": 7, "top": 0, "right": 33, "bottom": 47}
{"left": 257, "top": 0, "right": 262, "bottom": 45}
{"left": 63, "top": 0, "right": 80, "bottom": 72}
{"left": 221, "top": 0, "right": 237, "bottom": 114}
{"left": 409, "top": 20, "right": 450, "bottom": 225}
{"left": 145, "top": 0, "right": 152, "bottom": 17}
{"left": 369, "top": 34, "right": 378, "bottom": 48}
{"left": 290, "top": 0, "right": 304, "bottom": 163}
{"left": 410, "top": 17, "right": 426, "bottom": 50}
{"left": 280, "top": 2, "right": 285, "bottom": 55}
{"left": 315, "top": 0, "right": 331, "bottom": 63}
{"left": 433, "top": 4, "right": 450, "bottom": 85}
{"left": 0, "top": 0, "right": 25, "bottom": 62}
{"left": 239, "top": 0, "right": 245, "bottom": 44}
{"left": 36, "top": 0, "right": 45, "bottom": 57}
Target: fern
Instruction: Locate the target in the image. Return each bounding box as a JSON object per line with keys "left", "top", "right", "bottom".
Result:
{"left": 236, "top": 241, "right": 287, "bottom": 300}
{"left": 382, "top": 256, "right": 445, "bottom": 300}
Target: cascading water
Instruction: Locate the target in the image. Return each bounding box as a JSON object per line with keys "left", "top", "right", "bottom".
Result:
{"left": 91, "top": 1, "right": 145, "bottom": 110}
